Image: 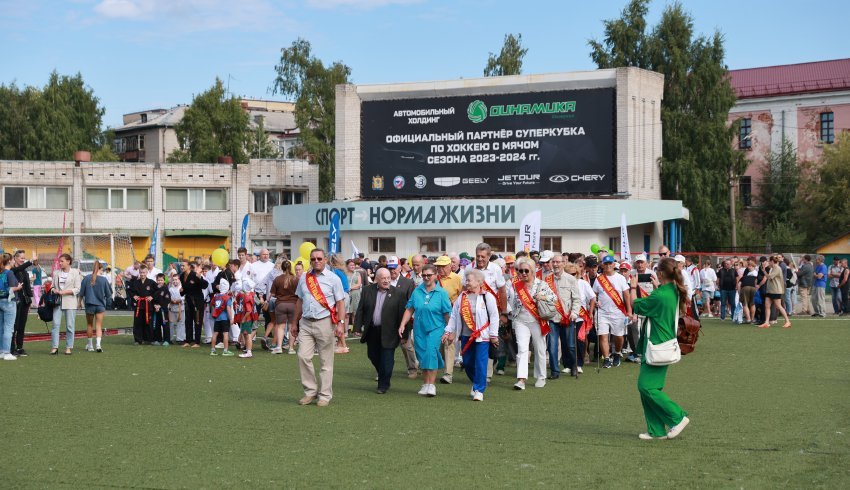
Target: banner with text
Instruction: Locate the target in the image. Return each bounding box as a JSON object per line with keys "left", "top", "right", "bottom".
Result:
{"left": 360, "top": 88, "right": 615, "bottom": 197}
{"left": 519, "top": 210, "right": 541, "bottom": 252}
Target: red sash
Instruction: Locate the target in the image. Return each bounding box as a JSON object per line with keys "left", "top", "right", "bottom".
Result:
{"left": 481, "top": 279, "right": 498, "bottom": 298}
{"left": 460, "top": 292, "right": 491, "bottom": 354}
{"left": 544, "top": 274, "right": 570, "bottom": 324}
{"left": 536, "top": 270, "right": 543, "bottom": 280}
{"left": 597, "top": 274, "right": 628, "bottom": 316}
{"left": 212, "top": 293, "right": 231, "bottom": 318}
{"left": 135, "top": 297, "right": 152, "bottom": 324}
{"left": 305, "top": 272, "right": 338, "bottom": 324}
{"left": 577, "top": 306, "right": 593, "bottom": 342}
{"left": 512, "top": 279, "right": 550, "bottom": 335}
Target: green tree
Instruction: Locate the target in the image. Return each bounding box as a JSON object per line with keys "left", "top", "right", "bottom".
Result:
{"left": 272, "top": 38, "right": 351, "bottom": 201}
{"left": 795, "top": 132, "right": 850, "bottom": 245}
{"left": 168, "top": 78, "right": 250, "bottom": 164}
{"left": 589, "top": 0, "right": 746, "bottom": 249}
{"left": 484, "top": 33, "right": 528, "bottom": 77}
{"left": 757, "top": 138, "right": 798, "bottom": 227}
{"left": 246, "top": 116, "right": 281, "bottom": 159}
{"left": 0, "top": 71, "right": 106, "bottom": 161}
{"left": 91, "top": 129, "right": 120, "bottom": 162}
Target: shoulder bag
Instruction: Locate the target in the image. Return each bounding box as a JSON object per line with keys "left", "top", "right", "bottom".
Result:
{"left": 644, "top": 301, "right": 681, "bottom": 366}
{"left": 534, "top": 281, "right": 557, "bottom": 320}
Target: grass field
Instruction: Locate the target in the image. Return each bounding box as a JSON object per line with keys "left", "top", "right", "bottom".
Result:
{"left": 2, "top": 317, "right": 849, "bottom": 488}
{"left": 24, "top": 312, "right": 133, "bottom": 334}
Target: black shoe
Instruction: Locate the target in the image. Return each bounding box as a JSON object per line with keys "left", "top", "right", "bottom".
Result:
{"left": 602, "top": 358, "right": 613, "bottom": 369}
{"left": 613, "top": 354, "right": 622, "bottom": 367}
{"left": 548, "top": 374, "right": 560, "bottom": 380}
{"left": 50, "top": 349, "right": 59, "bottom": 356}
{"left": 376, "top": 388, "right": 388, "bottom": 394}
{"left": 16, "top": 349, "right": 28, "bottom": 357}
{"left": 96, "top": 348, "right": 103, "bottom": 353}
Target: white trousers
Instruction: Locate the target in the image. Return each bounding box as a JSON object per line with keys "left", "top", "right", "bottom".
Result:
{"left": 514, "top": 320, "right": 546, "bottom": 380}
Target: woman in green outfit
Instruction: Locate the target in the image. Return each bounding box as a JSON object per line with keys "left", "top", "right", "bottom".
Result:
{"left": 629, "top": 257, "right": 691, "bottom": 440}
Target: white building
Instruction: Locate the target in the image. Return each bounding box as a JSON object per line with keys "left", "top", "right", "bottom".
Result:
{"left": 273, "top": 67, "right": 688, "bottom": 258}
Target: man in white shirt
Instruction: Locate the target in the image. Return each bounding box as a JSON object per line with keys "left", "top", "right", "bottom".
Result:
{"left": 700, "top": 260, "right": 717, "bottom": 317}
{"left": 675, "top": 255, "right": 694, "bottom": 300}
{"left": 144, "top": 255, "right": 162, "bottom": 278}
{"left": 464, "top": 243, "right": 507, "bottom": 313}
{"left": 591, "top": 255, "right": 632, "bottom": 368}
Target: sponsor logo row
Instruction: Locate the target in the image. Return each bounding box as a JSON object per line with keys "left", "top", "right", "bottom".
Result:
{"left": 372, "top": 174, "right": 605, "bottom": 190}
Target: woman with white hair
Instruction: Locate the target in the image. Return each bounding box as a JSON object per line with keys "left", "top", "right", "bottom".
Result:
{"left": 510, "top": 257, "right": 557, "bottom": 389}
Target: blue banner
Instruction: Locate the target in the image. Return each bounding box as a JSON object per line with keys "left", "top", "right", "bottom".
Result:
{"left": 240, "top": 214, "right": 250, "bottom": 249}
{"left": 149, "top": 218, "right": 159, "bottom": 266}
{"left": 328, "top": 210, "right": 340, "bottom": 254}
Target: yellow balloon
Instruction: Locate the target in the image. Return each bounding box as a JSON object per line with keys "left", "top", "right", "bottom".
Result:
{"left": 298, "top": 242, "right": 316, "bottom": 260}
{"left": 211, "top": 248, "right": 229, "bottom": 268}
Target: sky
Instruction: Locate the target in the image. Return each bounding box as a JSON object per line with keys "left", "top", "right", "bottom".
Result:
{"left": 1, "top": 0, "right": 848, "bottom": 128}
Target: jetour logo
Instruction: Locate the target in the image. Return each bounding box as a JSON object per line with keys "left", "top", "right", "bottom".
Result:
{"left": 467, "top": 100, "right": 488, "bottom": 123}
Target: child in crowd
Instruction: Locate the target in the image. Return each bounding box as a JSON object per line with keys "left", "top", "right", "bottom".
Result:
{"left": 234, "top": 279, "right": 259, "bottom": 358}
{"left": 209, "top": 279, "right": 234, "bottom": 356}
{"left": 495, "top": 313, "right": 515, "bottom": 375}
{"left": 168, "top": 275, "right": 184, "bottom": 343}
{"left": 129, "top": 264, "right": 157, "bottom": 345}
{"left": 152, "top": 273, "right": 172, "bottom": 346}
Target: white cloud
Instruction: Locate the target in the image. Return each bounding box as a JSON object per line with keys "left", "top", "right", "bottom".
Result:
{"left": 305, "top": 0, "right": 423, "bottom": 9}
{"left": 92, "top": 0, "right": 285, "bottom": 31}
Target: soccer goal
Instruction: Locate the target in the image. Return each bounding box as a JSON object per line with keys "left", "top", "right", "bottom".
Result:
{"left": 0, "top": 233, "right": 137, "bottom": 276}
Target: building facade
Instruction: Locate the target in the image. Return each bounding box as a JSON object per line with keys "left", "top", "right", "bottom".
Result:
{"left": 0, "top": 158, "right": 318, "bottom": 268}
{"left": 274, "top": 67, "right": 689, "bottom": 257}
{"left": 728, "top": 58, "right": 850, "bottom": 212}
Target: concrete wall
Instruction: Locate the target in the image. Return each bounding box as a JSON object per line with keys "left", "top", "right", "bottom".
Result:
{"left": 335, "top": 67, "right": 664, "bottom": 201}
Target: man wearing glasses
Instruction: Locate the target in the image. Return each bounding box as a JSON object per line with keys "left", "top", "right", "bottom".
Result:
{"left": 591, "top": 255, "right": 632, "bottom": 368}
{"left": 293, "top": 249, "right": 346, "bottom": 407}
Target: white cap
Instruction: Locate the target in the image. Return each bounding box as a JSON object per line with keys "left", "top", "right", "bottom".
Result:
{"left": 230, "top": 280, "right": 242, "bottom": 293}
{"left": 539, "top": 250, "right": 555, "bottom": 263}
{"left": 242, "top": 278, "right": 255, "bottom": 292}
{"left": 387, "top": 256, "right": 400, "bottom": 269}
{"left": 218, "top": 279, "right": 230, "bottom": 293}
{"left": 674, "top": 254, "right": 686, "bottom": 263}
{"left": 634, "top": 254, "right": 648, "bottom": 263}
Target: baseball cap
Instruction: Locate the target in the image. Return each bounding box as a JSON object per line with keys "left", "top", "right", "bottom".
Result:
{"left": 619, "top": 262, "right": 632, "bottom": 271}
{"left": 634, "top": 254, "right": 647, "bottom": 263}
{"left": 504, "top": 254, "right": 515, "bottom": 264}
{"left": 674, "top": 254, "right": 686, "bottom": 263}
{"left": 434, "top": 255, "right": 451, "bottom": 266}
{"left": 387, "top": 256, "right": 399, "bottom": 269}
{"left": 601, "top": 255, "right": 616, "bottom": 264}
{"left": 218, "top": 279, "right": 230, "bottom": 293}
{"left": 539, "top": 250, "right": 554, "bottom": 263}
{"left": 585, "top": 255, "right": 599, "bottom": 267}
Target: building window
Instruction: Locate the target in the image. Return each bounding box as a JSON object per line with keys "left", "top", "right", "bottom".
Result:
{"left": 739, "top": 118, "right": 752, "bottom": 149}
{"left": 87, "top": 188, "right": 149, "bottom": 210}
{"left": 419, "top": 236, "right": 446, "bottom": 254}
{"left": 482, "top": 236, "right": 515, "bottom": 254}
{"left": 370, "top": 237, "right": 396, "bottom": 254}
{"left": 608, "top": 237, "right": 621, "bottom": 253}
{"left": 252, "top": 240, "right": 282, "bottom": 257}
{"left": 541, "top": 236, "right": 562, "bottom": 252}
{"left": 820, "top": 112, "right": 834, "bottom": 144}
{"left": 4, "top": 186, "right": 69, "bottom": 209}
{"left": 253, "top": 190, "right": 305, "bottom": 213}
{"left": 138, "top": 134, "right": 145, "bottom": 150}
{"left": 739, "top": 176, "right": 752, "bottom": 207}
{"left": 165, "top": 188, "right": 227, "bottom": 211}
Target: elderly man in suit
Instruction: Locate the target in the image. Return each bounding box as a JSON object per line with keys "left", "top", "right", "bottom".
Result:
{"left": 355, "top": 268, "right": 408, "bottom": 394}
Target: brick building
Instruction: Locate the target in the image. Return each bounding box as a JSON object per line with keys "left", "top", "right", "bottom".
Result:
{"left": 728, "top": 58, "right": 850, "bottom": 213}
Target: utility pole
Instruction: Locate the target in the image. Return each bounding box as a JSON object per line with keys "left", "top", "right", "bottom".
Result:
{"left": 729, "top": 169, "right": 737, "bottom": 249}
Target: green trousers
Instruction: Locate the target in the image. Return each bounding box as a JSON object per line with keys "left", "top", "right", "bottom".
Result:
{"left": 637, "top": 362, "right": 687, "bottom": 437}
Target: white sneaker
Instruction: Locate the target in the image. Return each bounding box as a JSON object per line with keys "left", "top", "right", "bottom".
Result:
{"left": 215, "top": 342, "right": 224, "bottom": 349}
{"left": 638, "top": 433, "right": 667, "bottom": 440}
{"left": 238, "top": 351, "right": 253, "bottom": 358}
{"left": 3, "top": 353, "right": 17, "bottom": 361}
{"left": 564, "top": 368, "right": 572, "bottom": 375}
{"left": 85, "top": 345, "right": 94, "bottom": 352}
{"left": 470, "top": 388, "right": 475, "bottom": 397}
{"left": 535, "top": 378, "right": 546, "bottom": 388}
{"left": 426, "top": 384, "right": 437, "bottom": 397}
{"left": 513, "top": 380, "right": 526, "bottom": 390}
{"left": 418, "top": 384, "right": 430, "bottom": 396}
{"left": 472, "top": 391, "right": 484, "bottom": 401}
{"left": 667, "top": 416, "right": 690, "bottom": 439}
{"left": 577, "top": 366, "right": 583, "bottom": 374}
{"left": 270, "top": 347, "right": 283, "bottom": 355}
{"left": 496, "top": 369, "right": 505, "bottom": 375}
{"left": 288, "top": 348, "right": 296, "bottom": 354}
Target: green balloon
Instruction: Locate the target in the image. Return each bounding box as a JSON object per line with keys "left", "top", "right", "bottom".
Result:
{"left": 590, "top": 244, "right": 600, "bottom": 254}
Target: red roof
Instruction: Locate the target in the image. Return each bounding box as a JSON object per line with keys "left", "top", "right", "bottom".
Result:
{"left": 729, "top": 58, "right": 850, "bottom": 99}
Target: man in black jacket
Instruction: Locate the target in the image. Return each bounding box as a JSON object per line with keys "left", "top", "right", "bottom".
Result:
{"left": 11, "top": 250, "right": 34, "bottom": 356}
{"left": 179, "top": 260, "right": 208, "bottom": 347}
{"left": 355, "top": 268, "right": 408, "bottom": 393}
{"left": 389, "top": 258, "right": 417, "bottom": 378}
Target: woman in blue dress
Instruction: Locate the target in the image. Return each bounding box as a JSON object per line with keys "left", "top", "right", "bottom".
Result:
{"left": 398, "top": 264, "right": 451, "bottom": 397}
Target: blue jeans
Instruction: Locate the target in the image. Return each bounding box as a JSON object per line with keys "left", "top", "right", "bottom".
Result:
{"left": 0, "top": 299, "right": 17, "bottom": 354}
{"left": 460, "top": 335, "right": 489, "bottom": 393}
{"left": 831, "top": 287, "right": 843, "bottom": 314}
{"left": 719, "top": 290, "right": 736, "bottom": 320}
{"left": 52, "top": 307, "right": 76, "bottom": 349}
{"left": 784, "top": 286, "right": 795, "bottom": 315}
{"left": 547, "top": 321, "right": 566, "bottom": 376}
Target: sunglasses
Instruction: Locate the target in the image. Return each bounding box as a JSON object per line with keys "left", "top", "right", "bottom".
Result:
{"left": 309, "top": 257, "right": 323, "bottom": 262}
{"left": 517, "top": 269, "right": 531, "bottom": 274}
{"left": 421, "top": 273, "right": 435, "bottom": 278}
{"left": 659, "top": 253, "right": 669, "bottom": 256}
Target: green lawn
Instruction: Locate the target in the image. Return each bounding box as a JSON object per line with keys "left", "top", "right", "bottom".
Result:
{"left": 24, "top": 312, "right": 132, "bottom": 333}
{"left": 1, "top": 318, "right": 848, "bottom": 488}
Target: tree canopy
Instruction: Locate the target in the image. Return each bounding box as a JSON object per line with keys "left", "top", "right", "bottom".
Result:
{"left": 589, "top": 0, "right": 746, "bottom": 249}
{"left": 168, "top": 78, "right": 251, "bottom": 164}
{"left": 795, "top": 133, "right": 850, "bottom": 245}
{"left": 0, "top": 71, "right": 112, "bottom": 161}
{"left": 484, "top": 33, "right": 528, "bottom": 77}
{"left": 272, "top": 38, "right": 351, "bottom": 201}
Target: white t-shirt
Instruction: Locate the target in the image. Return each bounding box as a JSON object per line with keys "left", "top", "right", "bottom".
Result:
{"left": 577, "top": 279, "right": 596, "bottom": 310}
{"left": 700, "top": 268, "right": 717, "bottom": 292}
{"left": 464, "top": 262, "right": 506, "bottom": 293}
{"left": 592, "top": 273, "right": 630, "bottom": 318}
{"left": 681, "top": 268, "right": 694, "bottom": 299}
{"left": 249, "top": 260, "right": 274, "bottom": 287}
